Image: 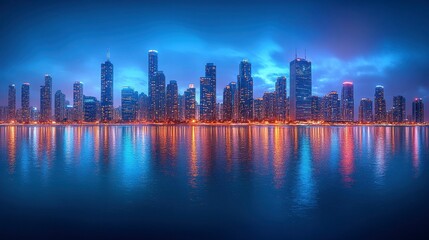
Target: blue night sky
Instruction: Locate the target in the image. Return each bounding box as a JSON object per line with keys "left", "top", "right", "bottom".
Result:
{"left": 1, "top": 0, "right": 428, "bottom": 116}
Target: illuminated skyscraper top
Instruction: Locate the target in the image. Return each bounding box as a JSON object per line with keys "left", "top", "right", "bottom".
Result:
{"left": 374, "top": 85, "right": 386, "bottom": 122}
{"left": 237, "top": 59, "right": 253, "bottom": 122}
{"left": 341, "top": 81, "right": 354, "bottom": 121}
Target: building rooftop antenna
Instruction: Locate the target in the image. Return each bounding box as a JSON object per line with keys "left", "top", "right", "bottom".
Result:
{"left": 107, "top": 49, "right": 111, "bottom": 61}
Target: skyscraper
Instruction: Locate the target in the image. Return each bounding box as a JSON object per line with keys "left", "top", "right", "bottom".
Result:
{"left": 412, "top": 98, "right": 424, "bottom": 123}
{"left": 237, "top": 59, "right": 253, "bottom": 122}
{"left": 392, "top": 96, "right": 406, "bottom": 123}
{"left": 21, "top": 83, "right": 30, "bottom": 123}
{"left": 101, "top": 52, "right": 114, "bottom": 122}
{"left": 73, "top": 81, "right": 84, "bottom": 122}
{"left": 275, "top": 76, "right": 287, "bottom": 121}
{"left": 184, "top": 84, "right": 196, "bottom": 121}
{"left": 263, "top": 92, "right": 276, "bottom": 121}
{"left": 54, "top": 90, "right": 66, "bottom": 122}
{"left": 229, "top": 82, "right": 239, "bottom": 121}
{"left": 374, "top": 85, "right": 386, "bottom": 122}
{"left": 200, "top": 63, "right": 216, "bottom": 121}
{"left": 166, "top": 80, "right": 179, "bottom": 121}
{"left": 121, "top": 87, "right": 137, "bottom": 122}
{"left": 138, "top": 92, "right": 149, "bottom": 121}
{"left": 148, "top": 50, "right": 158, "bottom": 120}
{"left": 341, "top": 81, "right": 354, "bottom": 122}
{"left": 8, "top": 84, "right": 16, "bottom": 121}
{"left": 290, "top": 57, "right": 312, "bottom": 121}
{"left": 322, "top": 91, "right": 341, "bottom": 122}
{"left": 359, "top": 98, "right": 373, "bottom": 123}
{"left": 40, "top": 74, "right": 52, "bottom": 122}
{"left": 253, "top": 98, "right": 264, "bottom": 121}
{"left": 149, "top": 71, "right": 166, "bottom": 122}
{"left": 222, "top": 84, "right": 233, "bottom": 121}
{"left": 311, "top": 96, "right": 322, "bottom": 121}
{"left": 84, "top": 96, "right": 99, "bottom": 122}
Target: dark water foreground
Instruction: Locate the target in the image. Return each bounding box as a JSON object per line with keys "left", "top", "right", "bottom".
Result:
{"left": 0, "top": 125, "right": 428, "bottom": 239}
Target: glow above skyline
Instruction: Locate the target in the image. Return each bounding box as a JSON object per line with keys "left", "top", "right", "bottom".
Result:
{"left": 0, "top": 0, "right": 428, "bottom": 117}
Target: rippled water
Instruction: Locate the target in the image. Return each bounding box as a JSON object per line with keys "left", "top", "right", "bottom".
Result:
{"left": 0, "top": 125, "right": 428, "bottom": 239}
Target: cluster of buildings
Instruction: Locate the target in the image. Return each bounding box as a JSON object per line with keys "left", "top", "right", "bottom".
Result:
{"left": 0, "top": 51, "right": 426, "bottom": 124}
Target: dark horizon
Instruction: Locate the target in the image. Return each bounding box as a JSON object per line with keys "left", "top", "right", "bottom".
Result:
{"left": 1, "top": 0, "right": 428, "bottom": 117}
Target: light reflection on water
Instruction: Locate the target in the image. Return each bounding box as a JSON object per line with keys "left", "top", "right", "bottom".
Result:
{"left": 0, "top": 125, "right": 428, "bottom": 238}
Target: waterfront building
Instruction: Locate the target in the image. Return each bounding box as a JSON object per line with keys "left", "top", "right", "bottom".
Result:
{"left": 8, "top": 84, "right": 16, "bottom": 121}
{"left": 101, "top": 52, "right": 114, "bottom": 122}
{"left": 40, "top": 74, "right": 52, "bottom": 122}
{"left": 290, "top": 57, "right": 312, "bottom": 121}
{"left": 275, "top": 76, "right": 287, "bottom": 121}
{"left": 374, "top": 85, "right": 387, "bottom": 122}
{"left": 166, "top": 80, "right": 179, "bottom": 121}
{"left": 341, "top": 81, "right": 354, "bottom": 121}
{"left": 412, "top": 98, "right": 425, "bottom": 123}
{"left": 359, "top": 98, "right": 373, "bottom": 123}
{"left": 184, "top": 84, "right": 196, "bottom": 121}
{"left": 392, "top": 96, "right": 406, "bottom": 123}
{"left": 21, "top": 83, "right": 30, "bottom": 123}
{"left": 73, "top": 81, "right": 84, "bottom": 122}
{"left": 237, "top": 59, "right": 253, "bottom": 122}
{"left": 54, "top": 90, "right": 66, "bottom": 122}
{"left": 84, "top": 96, "right": 99, "bottom": 122}
{"left": 200, "top": 63, "right": 216, "bottom": 121}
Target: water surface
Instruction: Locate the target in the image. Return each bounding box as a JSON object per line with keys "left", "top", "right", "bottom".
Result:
{"left": 0, "top": 125, "right": 428, "bottom": 239}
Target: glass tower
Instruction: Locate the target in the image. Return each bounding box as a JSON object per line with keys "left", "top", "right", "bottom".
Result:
{"left": 101, "top": 52, "right": 114, "bottom": 122}
{"left": 341, "top": 81, "right": 354, "bottom": 122}
{"left": 290, "top": 57, "right": 312, "bottom": 121}
{"left": 237, "top": 59, "right": 253, "bottom": 122}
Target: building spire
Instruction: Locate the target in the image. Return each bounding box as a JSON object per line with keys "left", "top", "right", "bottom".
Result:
{"left": 107, "top": 49, "right": 111, "bottom": 61}
{"left": 295, "top": 48, "right": 297, "bottom": 59}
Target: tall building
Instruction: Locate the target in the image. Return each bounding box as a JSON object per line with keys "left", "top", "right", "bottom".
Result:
{"left": 0, "top": 106, "right": 7, "bottom": 122}
{"left": 121, "top": 87, "right": 137, "bottom": 122}
{"left": 341, "top": 81, "right": 354, "bottom": 122}
{"left": 275, "top": 76, "right": 287, "bottom": 121}
{"left": 148, "top": 50, "right": 159, "bottom": 121}
{"left": 392, "top": 96, "right": 406, "bottom": 123}
{"left": 290, "top": 57, "right": 312, "bottom": 121}
{"left": 73, "top": 81, "right": 84, "bottom": 122}
{"left": 8, "top": 84, "right": 16, "bottom": 121}
{"left": 200, "top": 63, "right": 216, "bottom": 121}
{"left": 263, "top": 92, "right": 276, "bottom": 121}
{"left": 253, "top": 98, "right": 264, "bottom": 121}
{"left": 149, "top": 71, "right": 166, "bottom": 121}
{"left": 311, "top": 96, "right": 322, "bottom": 121}
{"left": 138, "top": 92, "right": 149, "bottom": 121}
{"left": 322, "top": 91, "right": 341, "bottom": 122}
{"left": 21, "top": 83, "right": 30, "bottom": 123}
{"left": 184, "top": 84, "right": 196, "bottom": 121}
{"left": 359, "top": 98, "right": 373, "bottom": 123}
{"left": 237, "top": 59, "right": 253, "bottom": 122}
{"left": 229, "top": 82, "right": 239, "bottom": 121}
{"left": 166, "top": 80, "right": 179, "bottom": 121}
{"left": 101, "top": 52, "right": 114, "bottom": 122}
{"left": 40, "top": 74, "right": 52, "bottom": 122}
{"left": 178, "top": 94, "right": 185, "bottom": 121}
{"left": 30, "top": 107, "right": 39, "bottom": 121}
{"left": 374, "top": 85, "right": 386, "bottom": 122}
{"left": 54, "top": 90, "right": 66, "bottom": 122}
{"left": 222, "top": 84, "right": 233, "bottom": 121}
{"left": 412, "top": 98, "right": 424, "bottom": 123}
{"left": 84, "top": 96, "right": 99, "bottom": 122}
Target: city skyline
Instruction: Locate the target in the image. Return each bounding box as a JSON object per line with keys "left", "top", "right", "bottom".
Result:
{"left": 1, "top": 1, "right": 428, "bottom": 119}
{"left": 0, "top": 51, "right": 425, "bottom": 123}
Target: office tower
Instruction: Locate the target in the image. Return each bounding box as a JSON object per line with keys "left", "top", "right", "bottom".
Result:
{"left": 253, "top": 98, "right": 264, "bottom": 121}
{"left": 166, "top": 80, "right": 179, "bottom": 121}
{"left": 121, "top": 87, "right": 137, "bottom": 122}
{"left": 341, "top": 81, "right": 354, "bottom": 122}
{"left": 148, "top": 71, "right": 166, "bottom": 121}
{"left": 237, "top": 59, "right": 253, "bottom": 122}
{"left": 359, "top": 98, "right": 373, "bottom": 123}
{"left": 84, "top": 96, "right": 99, "bottom": 122}
{"left": 40, "top": 74, "right": 52, "bottom": 122}
{"left": 73, "top": 81, "right": 84, "bottom": 122}
{"left": 392, "top": 96, "right": 406, "bottom": 123}
{"left": 216, "top": 103, "right": 222, "bottom": 121}
{"left": 223, "top": 84, "right": 233, "bottom": 121}
{"left": 54, "top": 90, "right": 66, "bottom": 122}
{"left": 290, "top": 57, "right": 312, "bottom": 121}
{"left": 229, "top": 82, "right": 239, "bottom": 121}
{"left": 311, "top": 96, "right": 321, "bottom": 121}
{"left": 21, "top": 83, "right": 30, "bottom": 123}
{"left": 138, "top": 92, "right": 149, "bottom": 121}
{"left": 148, "top": 50, "right": 158, "bottom": 120}
{"left": 65, "top": 105, "right": 74, "bottom": 122}
{"left": 8, "top": 84, "right": 16, "bottom": 121}
{"left": 200, "top": 63, "right": 216, "bottom": 121}
{"left": 30, "top": 107, "right": 39, "bottom": 121}
{"left": 184, "top": 84, "right": 196, "bottom": 121}
{"left": 178, "top": 94, "right": 185, "bottom": 121}
{"left": 196, "top": 103, "right": 200, "bottom": 120}
{"left": 101, "top": 52, "right": 114, "bottom": 122}
{"left": 263, "top": 92, "right": 276, "bottom": 121}
{"left": 0, "top": 107, "right": 7, "bottom": 121}
{"left": 322, "top": 91, "right": 341, "bottom": 122}
{"left": 412, "top": 98, "right": 424, "bottom": 123}
{"left": 275, "top": 76, "right": 287, "bottom": 121}
{"left": 374, "top": 85, "right": 386, "bottom": 122}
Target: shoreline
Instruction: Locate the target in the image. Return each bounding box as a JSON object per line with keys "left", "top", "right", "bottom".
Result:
{"left": 0, "top": 122, "right": 428, "bottom": 127}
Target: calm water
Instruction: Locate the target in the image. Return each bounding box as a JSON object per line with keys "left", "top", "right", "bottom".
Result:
{"left": 1, "top": 125, "right": 428, "bottom": 239}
